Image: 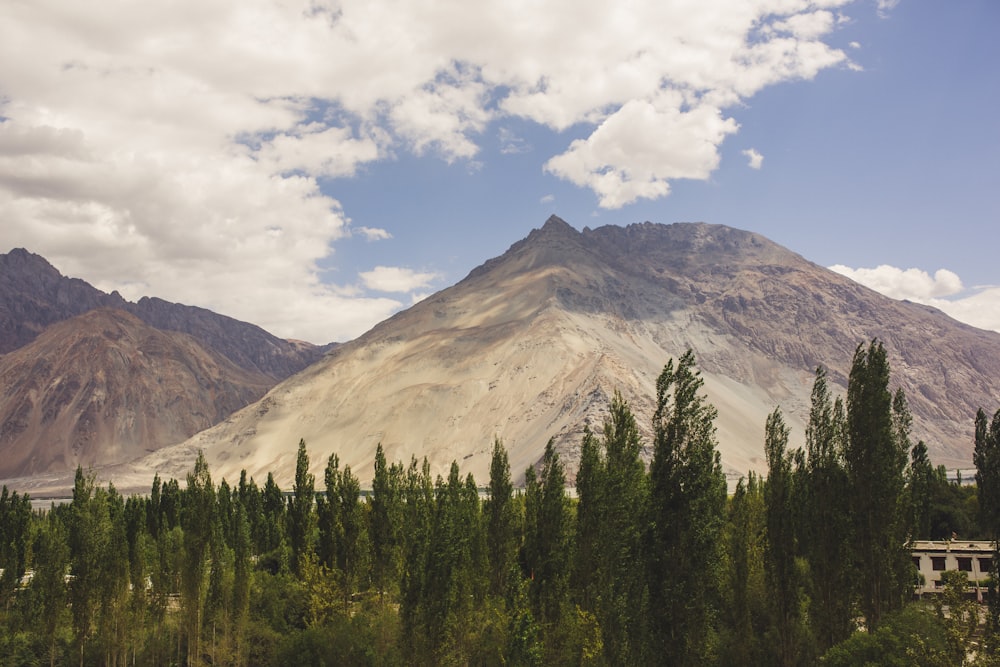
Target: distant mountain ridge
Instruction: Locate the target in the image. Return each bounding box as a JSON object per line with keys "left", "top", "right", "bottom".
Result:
{"left": 92, "top": 216, "right": 1000, "bottom": 494}
{"left": 0, "top": 247, "right": 325, "bottom": 378}
{"left": 0, "top": 248, "right": 330, "bottom": 480}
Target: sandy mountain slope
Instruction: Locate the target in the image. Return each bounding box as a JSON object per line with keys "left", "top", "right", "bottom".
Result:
{"left": 24, "top": 216, "right": 1000, "bottom": 494}
{"left": 0, "top": 308, "right": 273, "bottom": 479}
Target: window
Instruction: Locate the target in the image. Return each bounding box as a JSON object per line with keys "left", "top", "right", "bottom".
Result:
{"left": 931, "top": 556, "right": 946, "bottom": 571}
{"left": 980, "top": 557, "right": 994, "bottom": 572}
{"left": 912, "top": 556, "right": 921, "bottom": 570}
{"left": 957, "top": 557, "right": 972, "bottom": 572}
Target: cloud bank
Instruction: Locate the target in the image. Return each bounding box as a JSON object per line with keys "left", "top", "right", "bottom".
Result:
{"left": 0, "top": 0, "right": 856, "bottom": 341}
{"left": 830, "top": 264, "right": 1000, "bottom": 334}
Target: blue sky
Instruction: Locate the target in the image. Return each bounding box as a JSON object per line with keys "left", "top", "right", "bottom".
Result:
{"left": 1, "top": 1, "right": 997, "bottom": 343}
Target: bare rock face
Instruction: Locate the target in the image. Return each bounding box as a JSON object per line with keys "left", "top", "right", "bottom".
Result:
{"left": 110, "top": 216, "right": 1000, "bottom": 493}
{"left": 0, "top": 308, "right": 274, "bottom": 478}
{"left": 0, "top": 248, "right": 325, "bottom": 378}
{"left": 0, "top": 248, "right": 126, "bottom": 353}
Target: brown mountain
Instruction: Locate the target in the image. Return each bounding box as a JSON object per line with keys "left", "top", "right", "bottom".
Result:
{"left": 87, "top": 216, "right": 997, "bottom": 494}
{"left": 0, "top": 248, "right": 325, "bottom": 378}
{"left": 0, "top": 308, "right": 274, "bottom": 478}
{"left": 10, "top": 217, "right": 1000, "bottom": 494}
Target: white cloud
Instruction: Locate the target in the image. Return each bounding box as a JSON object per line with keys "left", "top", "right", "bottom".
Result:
{"left": 743, "top": 148, "right": 764, "bottom": 169}
{"left": 829, "top": 264, "right": 964, "bottom": 301}
{"left": 359, "top": 266, "right": 441, "bottom": 293}
{"left": 545, "top": 96, "right": 739, "bottom": 208}
{"left": 354, "top": 226, "right": 393, "bottom": 241}
{"left": 0, "top": 0, "right": 858, "bottom": 340}
{"left": 540, "top": 194, "right": 555, "bottom": 204}
{"left": 928, "top": 287, "right": 1000, "bottom": 334}
{"left": 831, "top": 264, "right": 1000, "bottom": 334}
{"left": 876, "top": 0, "right": 901, "bottom": 19}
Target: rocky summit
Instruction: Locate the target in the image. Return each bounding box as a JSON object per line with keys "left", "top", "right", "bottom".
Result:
{"left": 97, "top": 216, "right": 1000, "bottom": 493}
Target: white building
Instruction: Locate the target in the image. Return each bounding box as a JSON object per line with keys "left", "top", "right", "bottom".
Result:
{"left": 911, "top": 540, "right": 995, "bottom": 601}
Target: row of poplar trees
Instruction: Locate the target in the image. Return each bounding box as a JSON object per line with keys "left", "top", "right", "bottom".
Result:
{"left": 0, "top": 339, "right": 998, "bottom": 666}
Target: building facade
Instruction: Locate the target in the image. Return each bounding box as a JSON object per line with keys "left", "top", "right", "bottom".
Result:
{"left": 911, "top": 540, "right": 995, "bottom": 601}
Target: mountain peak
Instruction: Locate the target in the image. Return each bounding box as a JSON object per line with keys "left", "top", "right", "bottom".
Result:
{"left": 0, "top": 247, "right": 60, "bottom": 277}
{"left": 541, "top": 215, "right": 577, "bottom": 234}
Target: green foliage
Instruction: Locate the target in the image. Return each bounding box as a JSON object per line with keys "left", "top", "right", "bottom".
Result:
{"left": 647, "top": 349, "right": 727, "bottom": 666}
{"left": 181, "top": 450, "right": 215, "bottom": 666}
{"left": 844, "top": 340, "right": 911, "bottom": 630}
{"left": 0, "top": 485, "right": 32, "bottom": 607}
{"left": 764, "top": 407, "right": 811, "bottom": 666}
{"left": 5, "top": 346, "right": 998, "bottom": 665}
{"left": 975, "top": 406, "right": 1000, "bottom": 647}
{"left": 798, "top": 367, "right": 855, "bottom": 651}
{"left": 289, "top": 439, "right": 317, "bottom": 577}
{"left": 909, "top": 440, "right": 935, "bottom": 539}
{"left": 484, "top": 438, "right": 519, "bottom": 600}
{"left": 574, "top": 392, "right": 649, "bottom": 664}
{"left": 28, "top": 511, "right": 70, "bottom": 667}
{"left": 369, "top": 443, "right": 403, "bottom": 602}
{"left": 821, "top": 604, "right": 957, "bottom": 667}
{"left": 523, "top": 440, "right": 572, "bottom": 635}
{"left": 721, "top": 473, "right": 768, "bottom": 666}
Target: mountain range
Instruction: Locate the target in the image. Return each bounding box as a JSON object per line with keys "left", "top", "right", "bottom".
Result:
{"left": 3, "top": 217, "right": 999, "bottom": 493}
{"left": 0, "top": 248, "right": 325, "bottom": 481}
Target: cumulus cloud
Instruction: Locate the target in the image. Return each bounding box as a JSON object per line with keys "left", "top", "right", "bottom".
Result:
{"left": 831, "top": 264, "right": 1000, "bottom": 334}
{"left": 545, "top": 96, "right": 740, "bottom": 208}
{"left": 0, "top": 0, "right": 857, "bottom": 340}
{"left": 743, "top": 148, "right": 764, "bottom": 169}
{"left": 829, "top": 265, "right": 964, "bottom": 301}
{"left": 359, "top": 266, "right": 441, "bottom": 293}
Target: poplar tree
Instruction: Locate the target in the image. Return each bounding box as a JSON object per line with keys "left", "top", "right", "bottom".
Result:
{"left": 724, "top": 473, "right": 767, "bottom": 666}
{"left": 522, "top": 440, "right": 571, "bottom": 630}
{"left": 260, "top": 472, "right": 286, "bottom": 566}
{"left": 763, "top": 407, "right": 806, "bottom": 666}
{"left": 181, "top": 451, "right": 215, "bottom": 666}
{"left": 289, "top": 439, "right": 316, "bottom": 576}
{"left": 577, "top": 392, "right": 648, "bottom": 663}
{"left": 908, "top": 440, "right": 934, "bottom": 540}
{"left": 231, "top": 497, "right": 252, "bottom": 667}
{"left": 316, "top": 454, "right": 342, "bottom": 570}
{"left": 572, "top": 426, "right": 603, "bottom": 612}
{"left": 0, "top": 483, "right": 31, "bottom": 635}
{"left": 799, "top": 367, "right": 854, "bottom": 650}
{"left": 419, "top": 462, "right": 479, "bottom": 661}
{"left": 646, "top": 349, "right": 726, "bottom": 666}
{"left": 484, "top": 438, "right": 518, "bottom": 600}
{"left": 370, "top": 443, "right": 403, "bottom": 601}
{"left": 400, "top": 456, "right": 435, "bottom": 654}
{"left": 974, "top": 406, "right": 1000, "bottom": 640}
{"left": 31, "top": 511, "right": 70, "bottom": 667}
{"left": 844, "top": 340, "right": 909, "bottom": 631}
{"left": 975, "top": 407, "right": 1000, "bottom": 543}
{"left": 336, "top": 464, "right": 367, "bottom": 611}
{"left": 69, "top": 468, "right": 108, "bottom": 667}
